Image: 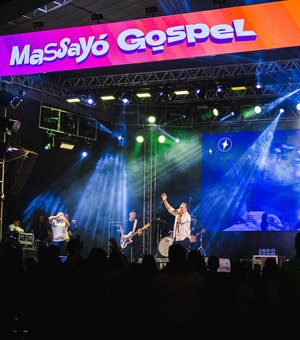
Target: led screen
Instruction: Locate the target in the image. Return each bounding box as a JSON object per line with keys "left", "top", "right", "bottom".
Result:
{"left": 201, "top": 128, "right": 300, "bottom": 231}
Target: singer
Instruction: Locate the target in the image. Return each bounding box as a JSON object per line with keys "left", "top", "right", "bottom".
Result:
{"left": 48, "top": 212, "right": 70, "bottom": 256}
{"left": 161, "top": 193, "right": 191, "bottom": 254}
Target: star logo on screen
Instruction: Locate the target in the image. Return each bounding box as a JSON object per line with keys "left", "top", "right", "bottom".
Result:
{"left": 218, "top": 137, "right": 232, "bottom": 152}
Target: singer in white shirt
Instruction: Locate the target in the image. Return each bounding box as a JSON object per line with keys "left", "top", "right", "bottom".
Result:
{"left": 161, "top": 193, "right": 191, "bottom": 253}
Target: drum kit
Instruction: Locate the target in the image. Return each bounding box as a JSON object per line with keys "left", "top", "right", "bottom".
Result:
{"left": 158, "top": 236, "right": 174, "bottom": 257}
{"left": 155, "top": 216, "right": 206, "bottom": 257}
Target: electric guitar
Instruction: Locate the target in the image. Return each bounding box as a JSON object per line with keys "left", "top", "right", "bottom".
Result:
{"left": 190, "top": 232, "right": 200, "bottom": 243}
{"left": 190, "top": 229, "right": 205, "bottom": 243}
{"left": 120, "top": 223, "right": 151, "bottom": 250}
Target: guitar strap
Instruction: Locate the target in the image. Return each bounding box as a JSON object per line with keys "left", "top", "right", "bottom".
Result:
{"left": 132, "top": 218, "right": 137, "bottom": 233}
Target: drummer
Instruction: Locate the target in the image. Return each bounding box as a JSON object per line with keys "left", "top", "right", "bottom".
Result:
{"left": 161, "top": 193, "right": 191, "bottom": 254}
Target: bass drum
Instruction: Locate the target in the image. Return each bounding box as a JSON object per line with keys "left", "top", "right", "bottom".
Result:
{"left": 158, "top": 237, "right": 173, "bottom": 257}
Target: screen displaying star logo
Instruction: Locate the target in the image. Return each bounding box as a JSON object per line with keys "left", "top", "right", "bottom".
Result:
{"left": 218, "top": 137, "right": 232, "bottom": 152}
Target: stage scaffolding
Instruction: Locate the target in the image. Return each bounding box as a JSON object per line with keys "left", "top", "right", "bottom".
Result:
{"left": 142, "top": 126, "right": 157, "bottom": 255}
{"left": 3, "top": 58, "right": 300, "bottom": 126}
{"left": 0, "top": 107, "right": 7, "bottom": 241}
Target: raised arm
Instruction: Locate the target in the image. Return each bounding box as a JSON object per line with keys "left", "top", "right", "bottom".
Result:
{"left": 48, "top": 214, "right": 70, "bottom": 227}
{"left": 48, "top": 215, "right": 57, "bottom": 223}
{"left": 161, "top": 193, "right": 176, "bottom": 216}
{"left": 64, "top": 217, "right": 70, "bottom": 227}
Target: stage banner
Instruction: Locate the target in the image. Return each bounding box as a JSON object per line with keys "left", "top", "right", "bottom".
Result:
{"left": 0, "top": 0, "right": 299, "bottom": 76}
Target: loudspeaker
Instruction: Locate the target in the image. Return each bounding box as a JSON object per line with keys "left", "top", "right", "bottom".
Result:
{"left": 22, "top": 247, "right": 38, "bottom": 262}
{"left": 239, "top": 258, "right": 253, "bottom": 270}
{"left": 252, "top": 255, "right": 285, "bottom": 270}
{"left": 138, "top": 257, "right": 169, "bottom": 269}
{"left": 205, "top": 257, "right": 231, "bottom": 272}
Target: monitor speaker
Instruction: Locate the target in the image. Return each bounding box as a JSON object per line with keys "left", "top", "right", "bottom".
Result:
{"left": 22, "top": 248, "right": 38, "bottom": 262}
{"left": 205, "top": 257, "right": 231, "bottom": 272}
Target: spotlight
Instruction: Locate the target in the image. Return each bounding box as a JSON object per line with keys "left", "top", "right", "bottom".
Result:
{"left": 136, "top": 135, "right": 144, "bottom": 143}
{"left": 175, "top": 138, "right": 180, "bottom": 143}
{"left": 174, "top": 90, "right": 189, "bottom": 95}
{"left": 158, "top": 135, "right": 165, "bottom": 143}
{"left": 231, "top": 86, "right": 246, "bottom": 91}
{"left": 81, "top": 151, "right": 88, "bottom": 158}
{"left": 212, "top": 108, "right": 219, "bottom": 116}
{"left": 148, "top": 116, "right": 156, "bottom": 123}
{"left": 255, "top": 82, "right": 263, "bottom": 94}
{"left": 279, "top": 108, "right": 285, "bottom": 114}
{"left": 44, "top": 143, "right": 52, "bottom": 150}
{"left": 216, "top": 85, "right": 224, "bottom": 98}
{"left": 220, "top": 112, "right": 235, "bottom": 122}
{"left": 100, "top": 95, "right": 115, "bottom": 101}
{"left": 87, "top": 97, "right": 94, "bottom": 105}
{"left": 10, "top": 90, "right": 25, "bottom": 109}
{"left": 114, "top": 133, "right": 126, "bottom": 147}
{"left": 297, "top": 103, "right": 300, "bottom": 111}
{"left": 159, "top": 91, "right": 171, "bottom": 102}
{"left": 60, "top": 142, "right": 75, "bottom": 150}
{"left": 120, "top": 91, "right": 132, "bottom": 104}
{"left": 0, "top": 142, "right": 13, "bottom": 159}
{"left": 66, "top": 96, "right": 81, "bottom": 103}
{"left": 136, "top": 92, "right": 151, "bottom": 98}
{"left": 254, "top": 105, "right": 262, "bottom": 114}
{"left": 43, "top": 132, "right": 55, "bottom": 150}
{"left": 10, "top": 96, "right": 22, "bottom": 109}
{"left": 158, "top": 85, "right": 172, "bottom": 102}
{"left": 82, "top": 95, "right": 95, "bottom": 106}
{"left": 0, "top": 116, "right": 21, "bottom": 135}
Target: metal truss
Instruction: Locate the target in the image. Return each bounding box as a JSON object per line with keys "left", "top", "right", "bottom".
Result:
{"left": 63, "top": 59, "right": 300, "bottom": 89}
{"left": 142, "top": 127, "right": 158, "bottom": 255}
{"left": 6, "top": 75, "right": 67, "bottom": 98}
{"left": 112, "top": 106, "right": 300, "bottom": 128}
{"left": 4, "top": 59, "right": 300, "bottom": 101}
{"left": 7, "top": 1, "right": 73, "bottom": 27}
{"left": 2, "top": 58, "right": 300, "bottom": 126}
{"left": 0, "top": 107, "right": 7, "bottom": 241}
{"left": 5, "top": 74, "right": 300, "bottom": 104}
{"left": 105, "top": 82, "right": 300, "bottom": 105}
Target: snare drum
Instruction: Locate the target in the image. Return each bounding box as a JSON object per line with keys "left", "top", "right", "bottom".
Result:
{"left": 158, "top": 237, "right": 173, "bottom": 257}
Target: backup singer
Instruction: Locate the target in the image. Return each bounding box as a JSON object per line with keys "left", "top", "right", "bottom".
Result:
{"left": 161, "top": 193, "right": 191, "bottom": 254}
{"left": 48, "top": 212, "right": 70, "bottom": 256}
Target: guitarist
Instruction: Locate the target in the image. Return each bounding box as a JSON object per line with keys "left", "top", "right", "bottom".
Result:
{"left": 121, "top": 209, "right": 143, "bottom": 263}
{"left": 161, "top": 193, "right": 192, "bottom": 255}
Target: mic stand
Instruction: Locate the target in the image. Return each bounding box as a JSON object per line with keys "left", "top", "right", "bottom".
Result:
{"left": 197, "top": 224, "right": 206, "bottom": 256}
